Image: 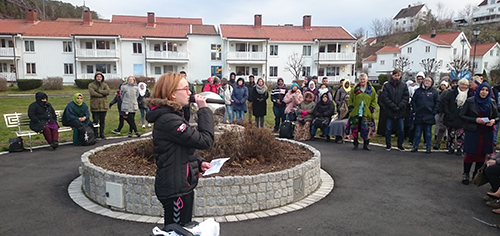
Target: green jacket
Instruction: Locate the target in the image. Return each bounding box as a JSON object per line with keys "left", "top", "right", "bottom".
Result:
{"left": 88, "top": 81, "right": 110, "bottom": 112}
{"left": 348, "top": 82, "right": 377, "bottom": 119}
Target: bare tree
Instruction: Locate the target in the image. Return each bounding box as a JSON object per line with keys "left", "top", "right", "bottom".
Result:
{"left": 458, "top": 4, "right": 478, "bottom": 25}
{"left": 434, "top": 2, "right": 454, "bottom": 22}
{"left": 353, "top": 27, "right": 365, "bottom": 38}
{"left": 419, "top": 58, "right": 442, "bottom": 78}
{"left": 284, "top": 52, "right": 305, "bottom": 81}
{"left": 395, "top": 56, "right": 411, "bottom": 73}
{"left": 447, "top": 57, "right": 470, "bottom": 79}
{"left": 381, "top": 17, "right": 393, "bottom": 36}
{"left": 370, "top": 18, "right": 384, "bottom": 37}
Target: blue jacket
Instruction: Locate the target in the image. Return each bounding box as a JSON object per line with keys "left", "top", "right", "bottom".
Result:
{"left": 411, "top": 86, "right": 440, "bottom": 124}
{"left": 231, "top": 84, "right": 248, "bottom": 111}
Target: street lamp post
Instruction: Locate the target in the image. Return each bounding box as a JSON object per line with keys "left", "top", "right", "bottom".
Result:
{"left": 460, "top": 37, "right": 466, "bottom": 61}
{"left": 472, "top": 27, "right": 481, "bottom": 75}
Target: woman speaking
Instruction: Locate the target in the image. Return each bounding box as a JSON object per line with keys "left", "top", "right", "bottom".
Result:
{"left": 145, "top": 73, "right": 213, "bottom": 226}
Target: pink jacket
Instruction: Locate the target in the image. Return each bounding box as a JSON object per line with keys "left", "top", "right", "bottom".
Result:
{"left": 283, "top": 90, "right": 303, "bottom": 114}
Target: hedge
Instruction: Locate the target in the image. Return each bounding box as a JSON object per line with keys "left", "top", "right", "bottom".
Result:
{"left": 75, "top": 79, "right": 94, "bottom": 89}
{"left": 18, "top": 79, "right": 43, "bottom": 91}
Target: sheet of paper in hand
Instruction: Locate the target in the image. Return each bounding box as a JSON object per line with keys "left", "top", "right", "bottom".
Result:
{"left": 203, "top": 158, "right": 230, "bottom": 176}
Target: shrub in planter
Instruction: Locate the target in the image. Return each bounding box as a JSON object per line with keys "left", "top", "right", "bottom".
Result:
{"left": 75, "top": 79, "right": 94, "bottom": 89}
{"left": 18, "top": 79, "right": 43, "bottom": 91}
{"left": 106, "top": 78, "right": 122, "bottom": 90}
{"left": 43, "top": 77, "right": 63, "bottom": 90}
{"left": 0, "top": 77, "right": 6, "bottom": 92}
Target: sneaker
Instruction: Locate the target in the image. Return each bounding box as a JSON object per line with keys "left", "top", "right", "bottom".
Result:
{"left": 385, "top": 146, "right": 391, "bottom": 151}
{"left": 100, "top": 135, "right": 106, "bottom": 140}
{"left": 136, "top": 132, "right": 141, "bottom": 137}
{"left": 410, "top": 147, "right": 418, "bottom": 152}
{"left": 147, "top": 123, "right": 151, "bottom": 127}
{"left": 397, "top": 146, "right": 405, "bottom": 151}
{"left": 128, "top": 132, "right": 132, "bottom": 138}
{"left": 111, "top": 129, "right": 120, "bottom": 134}
{"left": 406, "top": 142, "right": 413, "bottom": 147}
{"left": 142, "top": 124, "right": 145, "bottom": 128}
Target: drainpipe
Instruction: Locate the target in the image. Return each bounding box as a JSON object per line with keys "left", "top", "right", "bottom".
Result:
{"left": 143, "top": 37, "right": 148, "bottom": 78}
{"left": 316, "top": 39, "right": 321, "bottom": 79}
{"left": 72, "top": 35, "right": 77, "bottom": 82}
{"left": 11, "top": 34, "right": 17, "bottom": 82}
{"left": 265, "top": 39, "right": 269, "bottom": 83}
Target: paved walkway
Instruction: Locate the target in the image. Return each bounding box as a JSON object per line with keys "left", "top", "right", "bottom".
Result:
{"left": 1, "top": 137, "right": 499, "bottom": 235}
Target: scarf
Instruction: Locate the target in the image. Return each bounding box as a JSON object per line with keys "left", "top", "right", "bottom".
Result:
{"left": 455, "top": 88, "right": 468, "bottom": 107}
{"left": 318, "top": 88, "right": 328, "bottom": 97}
{"left": 342, "top": 80, "right": 351, "bottom": 93}
{"left": 73, "top": 93, "right": 83, "bottom": 106}
{"left": 256, "top": 84, "right": 266, "bottom": 94}
{"left": 475, "top": 82, "right": 491, "bottom": 114}
{"left": 138, "top": 82, "right": 147, "bottom": 96}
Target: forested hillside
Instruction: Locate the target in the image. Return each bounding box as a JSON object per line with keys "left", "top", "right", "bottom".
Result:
{"left": 0, "top": 0, "right": 98, "bottom": 20}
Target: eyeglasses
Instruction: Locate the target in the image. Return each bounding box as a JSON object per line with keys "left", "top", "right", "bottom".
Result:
{"left": 174, "top": 86, "right": 191, "bottom": 94}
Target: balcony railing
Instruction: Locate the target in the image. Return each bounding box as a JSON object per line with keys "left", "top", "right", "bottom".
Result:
{"left": 226, "top": 52, "right": 266, "bottom": 61}
{"left": 147, "top": 51, "right": 189, "bottom": 60}
{"left": 316, "top": 52, "right": 356, "bottom": 61}
{"left": 77, "top": 73, "right": 119, "bottom": 79}
{"left": 76, "top": 49, "right": 118, "bottom": 58}
{"left": 0, "top": 72, "right": 16, "bottom": 81}
{"left": 321, "top": 75, "right": 355, "bottom": 83}
{"left": 0, "top": 48, "right": 17, "bottom": 57}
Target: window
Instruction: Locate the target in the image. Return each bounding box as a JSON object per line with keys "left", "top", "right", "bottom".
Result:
{"left": 407, "top": 47, "right": 412, "bottom": 53}
{"left": 251, "top": 68, "right": 258, "bottom": 76}
{"left": 380, "top": 60, "right": 385, "bottom": 65}
{"left": 490, "top": 50, "right": 494, "bottom": 56}
{"left": 318, "top": 68, "right": 325, "bottom": 76}
{"left": 269, "top": 66, "right": 278, "bottom": 77}
{"left": 368, "top": 63, "right": 372, "bottom": 69}
{"left": 211, "top": 44, "right": 221, "bottom": 60}
{"left": 270, "top": 45, "right": 278, "bottom": 56}
{"left": 62, "top": 41, "right": 72, "bottom": 52}
{"left": 85, "top": 42, "right": 93, "bottom": 49}
{"left": 154, "top": 43, "right": 161, "bottom": 52}
{"left": 396, "top": 22, "right": 399, "bottom": 25}
{"left": 410, "top": 19, "right": 414, "bottom": 23}
{"left": 393, "top": 53, "right": 397, "bottom": 57}
{"left": 403, "top": 20, "right": 406, "bottom": 24}
{"left": 24, "top": 40, "right": 35, "bottom": 52}
{"left": 96, "top": 40, "right": 110, "bottom": 50}
{"left": 326, "top": 66, "right": 339, "bottom": 76}
{"left": 96, "top": 64, "right": 112, "bottom": 74}
{"left": 133, "top": 64, "right": 143, "bottom": 76}
{"left": 454, "top": 48, "right": 457, "bottom": 55}
{"left": 485, "top": 62, "right": 489, "bottom": 69}
{"left": 64, "top": 63, "right": 73, "bottom": 75}
{"left": 393, "top": 60, "right": 397, "bottom": 67}
{"left": 167, "top": 42, "right": 177, "bottom": 52}
{"left": 465, "top": 49, "right": 468, "bottom": 56}
{"left": 302, "top": 66, "right": 311, "bottom": 76}
{"left": 0, "top": 63, "right": 7, "bottom": 72}
{"left": 319, "top": 45, "right": 325, "bottom": 52}
{"left": 163, "top": 65, "right": 178, "bottom": 73}
{"left": 327, "top": 44, "right": 341, "bottom": 53}
{"left": 26, "top": 63, "right": 36, "bottom": 74}
{"left": 154, "top": 66, "right": 162, "bottom": 75}
{"left": 1, "top": 39, "right": 13, "bottom": 48}
{"left": 426, "top": 46, "right": 431, "bottom": 53}
{"left": 303, "top": 45, "right": 312, "bottom": 56}
{"left": 236, "top": 66, "right": 250, "bottom": 76}
{"left": 235, "top": 43, "right": 247, "bottom": 52}
{"left": 133, "top": 43, "right": 142, "bottom": 54}
{"left": 251, "top": 45, "right": 259, "bottom": 52}
{"left": 86, "top": 65, "right": 94, "bottom": 73}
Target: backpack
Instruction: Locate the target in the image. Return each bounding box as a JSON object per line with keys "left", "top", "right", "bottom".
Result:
{"left": 8, "top": 137, "right": 24, "bottom": 152}
{"left": 78, "top": 126, "right": 96, "bottom": 146}
{"left": 279, "top": 120, "right": 294, "bottom": 139}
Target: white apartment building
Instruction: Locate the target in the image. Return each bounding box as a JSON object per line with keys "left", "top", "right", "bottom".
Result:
{"left": 454, "top": 0, "right": 500, "bottom": 25}
{"left": 393, "top": 4, "right": 429, "bottom": 33}
{"left": 363, "top": 45, "right": 401, "bottom": 81}
{"left": 0, "top": 10, "right": 357, "bottom": 85}
{"left": 470, "top": 42, "right": 500, "bottom": 74}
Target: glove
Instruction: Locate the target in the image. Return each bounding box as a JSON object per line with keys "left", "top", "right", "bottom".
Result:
{"left": 109, "top": 104, "right": 112, "bottom": 109}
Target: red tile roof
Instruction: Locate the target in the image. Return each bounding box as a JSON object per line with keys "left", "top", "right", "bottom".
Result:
{"left": 376, "top": 45, "right": 401, "bottom": 54}
{"left": 112, "top": 15, "right": 202, "bottom": 25}
{"left": 418, "top": 32, "right": 461, "bottom": 46}
{"left": 220, "top": 25, "right": 355, "bottom": 41}
{"left": 363, "top": 54, "right": 377, "bottom": 62}
{"left": 470, "top": 42, "right": 498, "bottom": 56}
{"left": 0, "top": 18, "right": 217, "bottom": 39}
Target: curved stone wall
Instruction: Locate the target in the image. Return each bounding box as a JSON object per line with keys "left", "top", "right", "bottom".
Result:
{"left": 80, "top": 138, "right": 321, "bottom": 217}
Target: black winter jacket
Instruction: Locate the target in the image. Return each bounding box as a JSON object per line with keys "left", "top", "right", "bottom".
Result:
{"left": 411, "top": 86, "right": 440, "bottom": 124}
{"left": 459, "top": 97, "right": 499, "bottom": 132}
{"left": 313, "top": 97, "right": 335, "bottom": 119}
{"left": 28, "top": 92, "right": 58, "bottom": 132}
{"left": 442, "top": 88, "right": 464, "bottom": 128}
{"left": 251, "top": 87, "right": 269, "bottom": 117}
{"left": 146, "top": 101, "right": 214, "bottom": 200}
{"left": 379, "top": 78, "right": 409, "bottom": 119}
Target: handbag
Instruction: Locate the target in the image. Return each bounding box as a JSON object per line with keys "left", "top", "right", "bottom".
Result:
{"left": 473, "top": 163, "right": 489, "bottom": 187}
{"left": 9, "top": 137, "right": 24, "bottom": 152}
{"left": 287, "top": 110, "right": 298, "bottom": 122}
{"left": 313, "top": 117, "right": 329, "bottom": 128}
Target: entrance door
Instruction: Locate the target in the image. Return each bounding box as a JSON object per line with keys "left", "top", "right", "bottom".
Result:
{"left": 211, "top": 66, "right": 222, "bottom": 78}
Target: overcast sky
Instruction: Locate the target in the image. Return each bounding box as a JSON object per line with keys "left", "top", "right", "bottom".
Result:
{"left": 64, "top": 0, "right": 478, "bottom": 37}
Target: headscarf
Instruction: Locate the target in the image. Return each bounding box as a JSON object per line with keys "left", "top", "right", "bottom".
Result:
{"left": 138, "top": 82, "right": 147, "bottom": 96}
{"left": 318, "top": 87, "right": 329, "bottom": 97}
{"left": 35, "top": 91, "right": 48, "bottom": 107}
{"left": 73, "top": 93, "right": 83, "bottom": 106}
{"left": 308, "top": 80, "right": 316, "bottom": 91}
{"left": 342, "top": 80, "right": 351, "bottom": 93}
{"left": 475, "top": 82, "right": 491, "bottom": 114}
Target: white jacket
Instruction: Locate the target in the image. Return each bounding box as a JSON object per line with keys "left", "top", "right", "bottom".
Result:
{"left": 218, "top": 84, "right": 233, "bottom": 105}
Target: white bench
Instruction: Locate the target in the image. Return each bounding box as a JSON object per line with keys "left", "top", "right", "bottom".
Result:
{"left": 3, "top": 110, "right": 97, "bottom": 152}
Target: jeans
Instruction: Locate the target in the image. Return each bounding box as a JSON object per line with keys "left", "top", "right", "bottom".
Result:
{"left": 493, "top": 122, "right": 499, "bottom": 146}
{"left": 224, "top": 104, "right": 234, "bottom": 123}
{"left": 139, "top": 107, "right": 149, "bottom": 125}
{"left": 311, "top": 125, "right": 330, "bottom": 136}
{"left": 413, "top": 123, "right": 432, "bottom": 148}
{"left": 235, "top": 110, "right": 245, "bottom": 123}
{"left": 273, "top": 106, "right": 285, "bottom": 131}
{"left": 385, "top": 118, "right": 404, "bottom": 147}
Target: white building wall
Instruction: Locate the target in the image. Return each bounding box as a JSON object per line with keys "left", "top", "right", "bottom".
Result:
{"left": 373, "top": 53, "right": 398, "bottom": 74}
{"left": 187, "top": 34, "right": 222, "bottom": 83}
{"left": 267, "top": 42, "right": 312, "bottom": 84}
{"left": 20, "top": 37, "right": 75, "bottom": 83}
{"left": 121, "top": 39, "right": 146, "bottom": 79}
{"left": 475, "top": 44, "right": 500, "bottom": 74}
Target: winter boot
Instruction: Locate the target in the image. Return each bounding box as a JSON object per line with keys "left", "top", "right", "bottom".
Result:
{"left": 363, "top": 139, "right": 371, "bottom": 151}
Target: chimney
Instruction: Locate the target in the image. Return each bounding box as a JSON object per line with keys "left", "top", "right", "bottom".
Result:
{"left": 147, "top": 12, "right": 156, "bottom": 27}
{"left": 26, "top": 9, "right": 38, "bottom": 24}
{"left": 431, "top": 29, "right": 436, "bottom": 38}
{"left": 254, "top": 14, "right": 262, "bottom": 29}
{"left": 303, "top": 15, "right": 311, "bottom": 30}
{"left": 83, "top": 10, "right": 93, "bottom": 26}
{"left": 408, "top": 4, "right": 411, "bottom": 8}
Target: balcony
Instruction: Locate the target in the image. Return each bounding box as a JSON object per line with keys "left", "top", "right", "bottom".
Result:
{"left": 77, "top": 73, "right": 119, "bottom": 79}
{"left": 146, "top": 51, "right": 189, "bottom": 60}
{"left": 76, "top": 49, "right": 118, "bottom": 58}
{"left": 315, "top": 52, "right": 356, "bottom": 62}
{"left": 0, "top": 48, "right": 19, "bottom": 57}
{"left": 0, "top": 72, "right": 16, "bottom": 81}
{"left": 226, "top": 52, "right": 266, "bottom": 61}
